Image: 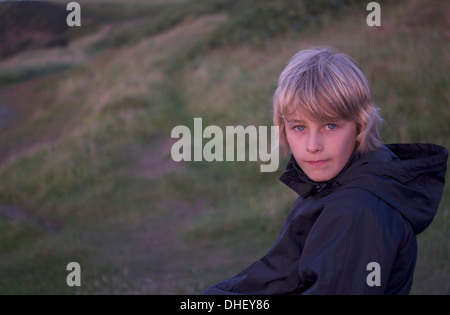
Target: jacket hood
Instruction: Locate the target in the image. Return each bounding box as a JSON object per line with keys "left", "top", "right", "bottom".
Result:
{"left": 280, "top": 143, "right": 448, "bottom": 234}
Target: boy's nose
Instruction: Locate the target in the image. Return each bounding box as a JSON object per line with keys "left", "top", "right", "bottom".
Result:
{"left": 306, "top": 133, "right": 323, "bottom": 153}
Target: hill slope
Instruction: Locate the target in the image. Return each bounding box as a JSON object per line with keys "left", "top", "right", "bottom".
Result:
{"left": 0, "top": 0, "right": 448, "bottom": 294}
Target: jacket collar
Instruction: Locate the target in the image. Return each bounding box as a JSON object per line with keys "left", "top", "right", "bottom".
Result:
{"left": 279, "top": 150, "right": 359, "bottom": 198}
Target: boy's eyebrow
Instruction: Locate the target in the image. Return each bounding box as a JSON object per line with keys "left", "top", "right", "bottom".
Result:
{"left": 284, "top": 118, "right": 304, "bottom": 123}
{"left": 285, "top": 117, "right": 343, "bottom": 124}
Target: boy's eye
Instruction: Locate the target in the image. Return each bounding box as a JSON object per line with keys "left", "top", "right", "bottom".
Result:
{"left": 325, "top": 124, "right": 337, "bottom": 130}
{"left": 294, "top": 125, "right": 306, "bottom": 131}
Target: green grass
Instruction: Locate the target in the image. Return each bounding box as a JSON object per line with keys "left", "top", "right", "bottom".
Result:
{"left": 0, "top": 0, "right": 448, "bottom": 294}
{"left": 0, "top": 63, "right": 73, "bottom": 87}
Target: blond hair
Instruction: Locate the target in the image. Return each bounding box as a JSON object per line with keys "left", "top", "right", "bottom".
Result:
{"left": 273, "top": 47, "right": 383, "bottom": 155}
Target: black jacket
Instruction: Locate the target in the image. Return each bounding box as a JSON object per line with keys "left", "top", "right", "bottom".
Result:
{"left": 202, "top": 143, "right": 448, "bottom": 294}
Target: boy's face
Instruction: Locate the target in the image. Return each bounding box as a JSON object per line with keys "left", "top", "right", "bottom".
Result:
{"left": 284, "top": 114, "right": 357, "bottom": 182}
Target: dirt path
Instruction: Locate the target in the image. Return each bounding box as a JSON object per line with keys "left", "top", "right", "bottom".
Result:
{"left": 129, "top": 138, "right": 210, "bottom": 293}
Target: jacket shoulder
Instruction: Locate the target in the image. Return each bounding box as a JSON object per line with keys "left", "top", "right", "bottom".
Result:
{"left": 320, "top": 187, "right": 407, "bottom": 231}
{"left": 301, "top": 187, "right": 416, "bottom": 294}
{"left": 323, "top": 186, "right": 385, "bottom": 212}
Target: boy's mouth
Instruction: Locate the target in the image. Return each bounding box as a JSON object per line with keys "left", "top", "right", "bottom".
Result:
{"left": 306, "top": 160, "right": 329, "bottom": 166}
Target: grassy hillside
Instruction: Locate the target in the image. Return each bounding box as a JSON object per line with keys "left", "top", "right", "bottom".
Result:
{"left": 0, "top": 0, "right": 448, "bottom": 294}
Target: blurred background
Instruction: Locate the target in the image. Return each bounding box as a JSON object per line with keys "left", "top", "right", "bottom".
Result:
{"left": 0, "top": 0, "right": 448, "bottom": 294}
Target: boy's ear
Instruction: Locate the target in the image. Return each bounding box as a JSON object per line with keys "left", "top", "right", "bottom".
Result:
{"left": 356, "top": 123, "right": 362, "bottom": 135}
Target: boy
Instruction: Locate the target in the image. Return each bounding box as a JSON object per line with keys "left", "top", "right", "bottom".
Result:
{"left": 202, "top": 47, "right": 448, "bottom": 294}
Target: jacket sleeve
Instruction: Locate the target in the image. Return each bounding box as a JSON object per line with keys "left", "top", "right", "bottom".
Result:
{"left": 201, "top": 262, "right": 259, "bottom": 295}
{"left": 297, "top": 188, "right": 399, "bottom": 295}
